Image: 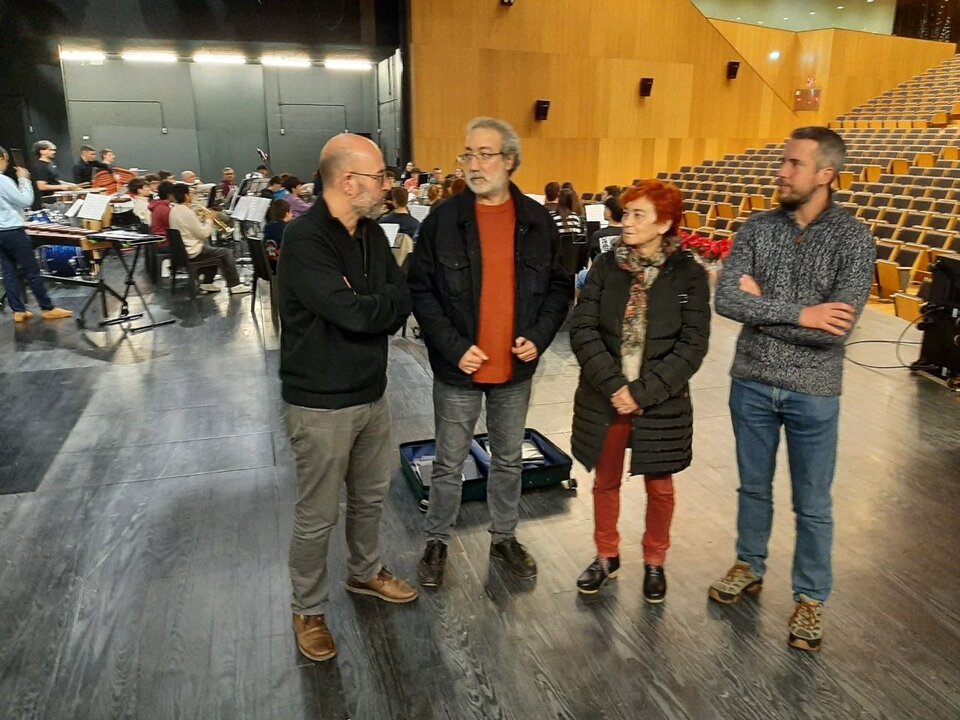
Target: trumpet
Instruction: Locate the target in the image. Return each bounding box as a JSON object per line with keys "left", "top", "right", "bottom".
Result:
{"left": 193, "top": 203, "right": 233, "bottom": 234}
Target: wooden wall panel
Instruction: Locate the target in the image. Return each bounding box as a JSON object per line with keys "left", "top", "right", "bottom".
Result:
{"left": 408, "top": 0, "right": 956, "bottom": 193}
{"left": 710, "top": 22, "right": 955, "bottom": 127}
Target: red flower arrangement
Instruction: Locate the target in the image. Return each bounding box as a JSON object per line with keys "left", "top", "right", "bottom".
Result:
{"left": 678, "top": 228, "right": 733, "bottom": 263}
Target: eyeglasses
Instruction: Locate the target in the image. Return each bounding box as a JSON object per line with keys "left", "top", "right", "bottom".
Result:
{"left": 457, "top": 152, "right": 504, "bottom": 165}
{"left": 349, "top": 170, "right": 387, "bottom": 185}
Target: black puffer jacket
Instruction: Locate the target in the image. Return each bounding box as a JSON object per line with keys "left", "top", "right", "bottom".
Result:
{"left": 570, "top": 247, "right": 710, "bottom": 476}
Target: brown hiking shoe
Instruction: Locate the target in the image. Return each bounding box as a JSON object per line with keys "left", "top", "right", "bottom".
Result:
{"left": 788, "top": 594, "right": 824, "bottom": 653}
{"left": 346, "top": 567, "right": 419, "bottom": 604}
{"left": 41, "top": 307, "right": 73, "bottom": 320}
{"left": 709, "top": 561, "right": 763, "bottom": 604}
{"left": 13, "top": 311, "right": 33, "bottom": 322}
{"left": 292, "top": 613, "right": 336, "bottom": 662}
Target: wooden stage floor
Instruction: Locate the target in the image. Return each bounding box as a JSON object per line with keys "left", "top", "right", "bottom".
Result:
{"left": 0, "top": 273, "right": 958, "bottom": 720}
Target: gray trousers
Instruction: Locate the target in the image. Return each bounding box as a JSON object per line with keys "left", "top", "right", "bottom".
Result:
{"left": 424, "top": 378, "right": 532, "bottom": 543}
{"left": 285, "top": 397, "right": 394, "bottom": 615}
{"left": 193, "top": 244, "right": 241, "bottom": 286}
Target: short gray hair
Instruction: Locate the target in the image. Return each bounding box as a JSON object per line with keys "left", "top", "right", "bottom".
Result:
{"left": 790, "top": 126, "right": 846, "bottom": 173}
{"left": 466, "top": 116, "right": 521, "bottom": 175}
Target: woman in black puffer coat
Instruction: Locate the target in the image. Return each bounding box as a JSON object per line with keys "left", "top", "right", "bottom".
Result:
{"left": 569, "top": 180, "right": 710, "bottom": 602}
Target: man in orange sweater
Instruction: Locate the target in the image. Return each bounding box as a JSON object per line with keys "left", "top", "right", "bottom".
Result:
{"left": 408, "top": 117, "right": 571, "bottom": 587}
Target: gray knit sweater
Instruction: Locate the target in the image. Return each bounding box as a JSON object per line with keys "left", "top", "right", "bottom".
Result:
{"left": 715, "top": 203, "right": 875, "bottom": 396}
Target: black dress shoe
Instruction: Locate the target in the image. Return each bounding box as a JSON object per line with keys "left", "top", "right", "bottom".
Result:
{"left": 643, "top": 564, "right": 667, "bottom": 604}
{"left": 576, "top": 556, "right": 620, "bottom": 595}
{"left": 490, "top": 538, "right": 537, "bottom": 579}
{"left": 418, "top": 539, "right": 448, "bottom": 587}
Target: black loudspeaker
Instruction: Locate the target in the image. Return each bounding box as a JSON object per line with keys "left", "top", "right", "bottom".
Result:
{"left": 534, "top": 99, "right": 550, "bottom": 121}
{"left": 639, "top": 78, "right": 654, "bottom": 97}
{"left": 727, "top": 61, "right": 740, "bottom": 80}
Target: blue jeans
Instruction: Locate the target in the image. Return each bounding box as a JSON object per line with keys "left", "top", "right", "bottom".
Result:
{"left": 424, "top": 378, "right": 532, "bottom": 543}
{"left": 0, "top": 228, "right": 54, "bottom": 313}
{"left": 729, "top": 378, "right": 840, "bottom": 602}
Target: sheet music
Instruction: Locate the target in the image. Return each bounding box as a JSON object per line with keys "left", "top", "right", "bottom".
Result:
{"left": 585, "top": 204, "right": 605, "bottom": 223}
{"left": 409, "top": 205, "right": 430, "bottom": 222}
{"left": 230, "top": 196, "right": 252, "bottom": 221}
{"left": 64, "top": 199, "right": 83, "bottom": 218}
{"left": 77, "top": 193, "right": 111, "bottom": 221}
{"left": 245, "top": 197, "right": 271, "bottom": 223}
{"left": 380, "top": 223, "right": 400, "bottom": 248}
{"left": 526, "top": 193, "right": 546, "bottom": 205}
{"left": 598, "top": 235, "right": 618, "bottom": 254}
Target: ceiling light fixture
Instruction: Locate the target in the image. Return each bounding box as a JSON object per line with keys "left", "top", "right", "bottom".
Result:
{"left": 121, "top": 51, "right": 178, "bottom": 63}
{"left": 193, "top": 53, "right": 246, "bottom": 65}
{"left": 60, "top": 50, "right": 106, "bottom": 62}
{"left": 324, "top": 58, "right": 374, "bottom": 71}
{"left": 261, "top": 56, "right": 312, "bottom": 68}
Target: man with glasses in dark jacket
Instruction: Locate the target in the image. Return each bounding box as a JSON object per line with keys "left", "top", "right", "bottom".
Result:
{"left": 408, "top": 116, "right": 571, "bottom": 588}
{"left": 278, "top": 133, "right": 418, "bottom": 663}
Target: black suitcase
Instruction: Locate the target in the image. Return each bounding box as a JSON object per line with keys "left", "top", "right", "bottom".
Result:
{"left": 399, "top": 428, "right": 576, "bottom": 511}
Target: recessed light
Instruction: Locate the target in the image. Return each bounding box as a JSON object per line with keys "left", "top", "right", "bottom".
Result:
{"left": 758, "top": 20, "right": 764, "bottom": 25}
{"left": 837, "top": 5, "right": 844, "bottom": 9}
{"left": 810, "top": 11, "right": 816, "bottom": 15}
{"left": 769, "top": 51, "right": 781, "bottom": 60}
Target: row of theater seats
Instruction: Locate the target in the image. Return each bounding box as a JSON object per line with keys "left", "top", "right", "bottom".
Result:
{"left": 582, "top": 57, "right": 960, "bottom": 321}
{"left": 835, "top": 55, "right": 960, "bottom": 126}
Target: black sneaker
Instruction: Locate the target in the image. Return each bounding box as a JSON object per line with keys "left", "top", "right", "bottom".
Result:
{"left": 418, "top": 539, "right": 448, "bottom": 587}
{"left": 643, "top": 564, "right": 667, "bottom": 604}
{"left": 490, "top": 538, "right": 537, "bottom": 579}
{"left": 576, "top": 556, "right": 620, "bottom": 595}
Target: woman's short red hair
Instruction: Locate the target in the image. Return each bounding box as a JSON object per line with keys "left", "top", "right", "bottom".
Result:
{"left": 620, "top": 179, "right": 684, "bottom": 235}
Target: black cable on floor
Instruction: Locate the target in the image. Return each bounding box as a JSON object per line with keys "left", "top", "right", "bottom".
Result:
{"left": 844, "top": 310, "right": 937, "bottom": 370}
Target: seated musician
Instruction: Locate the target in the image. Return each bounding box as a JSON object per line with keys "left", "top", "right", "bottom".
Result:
{"left": 32, "top": 141, "right": 78, "bottom": 199}
{"left": 263, "top": 199, "right": 291, "bottom": 268}
{"left": 280, "top": 176, "right": 312, "bottom": 218}
{"left": 127, "top": 178, "right": 152, "bottom": 230}
{"left": 168, "top": 183, "right": 250, "bottom": 295}
{"left": 149, "top": 181, "right": 174, "bottom": 242}
{"left": 71, "top": 145, "right": 108, "bottom": 185}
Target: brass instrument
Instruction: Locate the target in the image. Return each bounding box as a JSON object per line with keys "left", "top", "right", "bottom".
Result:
{"left": 192, "top": 203, "right": 232, "bottom": 234}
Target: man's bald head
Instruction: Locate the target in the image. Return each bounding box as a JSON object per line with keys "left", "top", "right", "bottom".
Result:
{"left": 319, "top": 134, "right": 382, "bottom": 186}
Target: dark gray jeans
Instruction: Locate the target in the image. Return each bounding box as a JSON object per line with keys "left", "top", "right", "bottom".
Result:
{"left": 285, "top": 397, "right": 394, "bottom": 615}
{"left": 424, "top": 378, "right": 532, "bottom": 544}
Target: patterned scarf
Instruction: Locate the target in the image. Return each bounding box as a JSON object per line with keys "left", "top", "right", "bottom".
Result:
{"left": 614, "top": 235, "right": 679, "bottom": 362}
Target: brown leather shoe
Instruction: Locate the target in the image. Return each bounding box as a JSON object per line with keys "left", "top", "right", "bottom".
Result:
{"left": 346, "top": 567, "right": 419, "bottom": 604}
{"left": 41, "top": 307, "right": 73, "bottom": 320}
{"left": 13, "top": 311, "right": 33, "bottom": 323}
{"left": 292, "top": 613, "right": 336, "bottom": 662}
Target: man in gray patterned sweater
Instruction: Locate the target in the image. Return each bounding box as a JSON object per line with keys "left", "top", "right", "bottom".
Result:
{"left": 707, "top": 127, "right": 876, "bottom": 653}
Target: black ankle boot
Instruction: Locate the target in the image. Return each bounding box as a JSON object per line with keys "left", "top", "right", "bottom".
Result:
{"left": 576, "top": 556, "right": 620, "bottom": 595}
{"left": 643, "top": 564, "right": 666, "bottom": 604}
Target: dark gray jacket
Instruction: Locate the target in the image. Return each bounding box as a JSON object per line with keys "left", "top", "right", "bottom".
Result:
{"left": 715, "top": 203, "right": 875, "bottom": 397}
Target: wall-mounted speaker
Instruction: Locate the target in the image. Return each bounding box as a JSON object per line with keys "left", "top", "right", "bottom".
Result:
{"left": 727, "top": 61, "right": 740, "bottom": 80}
{"left": 639, "top": 78, "right": 654, "bottom": 97}
{"left": 534, "top": 99, "right": 550, "bottom": 121}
